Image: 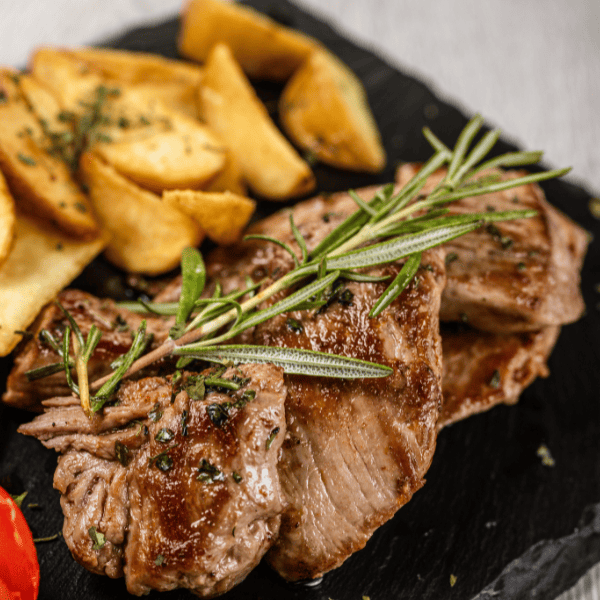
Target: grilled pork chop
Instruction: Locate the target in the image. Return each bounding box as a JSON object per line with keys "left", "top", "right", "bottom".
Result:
{"left": 20, "top": 364, "right": 287, "bottom": 597}
{"left": 439, "top": 326, "right": 560, "bottom": 429}
{"left": 396, "top": 164, "right": 589, "bottom": 332}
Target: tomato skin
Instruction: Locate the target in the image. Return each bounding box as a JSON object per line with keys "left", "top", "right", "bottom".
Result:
{"left": 0, "top": 486, "right": 39, "bottom": 600}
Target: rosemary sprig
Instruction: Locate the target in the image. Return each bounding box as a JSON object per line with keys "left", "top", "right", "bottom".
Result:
{"left": 35, "top": 116, "right": 570, "bottom": 414}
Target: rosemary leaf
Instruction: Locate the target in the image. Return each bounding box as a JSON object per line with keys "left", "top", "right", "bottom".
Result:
{"left": 370, "top": 252, "right": 422, "bottom": 317}
{"left": 210, "top": 272, "right": 339, "bottom": 343}
{"left": 326, "top": 222, "right": 481, "bottom": 271}
{"left": 25, "top": 361, "right": 71, "bottom": 381}
{"left": 244, "top": 234, "right": 299, "bottom": 267}
{"left": 92, "top": 321, "right": 148, "bottom": 412}
{"left": 172, "top": 248, "right": 205, "bottom": 339}
{"left": 172, "top": 345, "right": 393, "bottom": 379}
{"left": 289, "top": 214, "right": 308, "bottom": 264}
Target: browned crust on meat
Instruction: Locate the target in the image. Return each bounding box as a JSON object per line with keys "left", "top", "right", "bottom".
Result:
{"left": 439, "top": 326, "right": 560, "bottom": 429}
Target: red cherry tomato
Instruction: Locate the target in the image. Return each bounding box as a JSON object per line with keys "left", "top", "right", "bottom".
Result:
{"left": 0, "top": 486, "right": 39, "bottom": 600}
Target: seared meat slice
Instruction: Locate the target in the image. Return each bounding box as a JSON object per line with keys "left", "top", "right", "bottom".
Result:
{"left": 178, "top": 190, "right": 447, "bottom": 581}
{"left": 396, "top": 164, "right": 589, "bottom": 332}
{"left": 3, "top": 289, "right": 172, "bottom": 410}
{"left": 54, "top": 452, "right": 128, "bottom": 578}
{"left": 20, "top": 364, "right": 288, "bottom": 597}
{"left": 440, "top": 326, "right": 560, "bottom": 429}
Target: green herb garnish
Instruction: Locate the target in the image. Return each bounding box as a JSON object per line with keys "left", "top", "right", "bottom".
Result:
{"left": 266, "top": 427, "right": 280, "bottom": 450}
{"left": 89, "top": 526, "right": 106, "bottom": 550}
{"left": 196, "top": 459, "right": 225, "bottom": 483}
{"left": 17, "top": 153, "right": 36, "bottom": 166}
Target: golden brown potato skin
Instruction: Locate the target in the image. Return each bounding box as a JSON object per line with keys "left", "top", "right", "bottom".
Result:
{"left": 163, "top": 189, "right": 255, "bottom": 245}
{"left": 279, "top": 51, "right": 386, "bottom": 173}
{"left": 178, "top": 0, "right": 317, "bottom": 81}
{"left": 0, "top": 70, "right": 100, "bottom": 240}
{"left": 0, "top": 169, "right": 16, "bottom": 269}
{"left": 79, "top": 153, "right": 202, "bottom": 275}
{"left": 0, "top": 214, "right": 106, "bottom": 356}
{"left": 199, "top": 43, "right": 315, "bottom": 201}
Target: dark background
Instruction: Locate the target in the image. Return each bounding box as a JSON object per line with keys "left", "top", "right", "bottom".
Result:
{"left": 1, "top": 1, "right": 599, "bottom": 598}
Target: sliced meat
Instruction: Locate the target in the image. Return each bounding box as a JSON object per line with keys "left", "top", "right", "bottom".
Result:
{"left": 396, "top": 164, "right": 589, "bottom": 332}
{"left": 54, "top": 452, "right": 128, "bottom": 578}
{"left": 125, "top": 363, "right": 287, "bottom": 596}
{"left": 440, "top": 326, "right": 560, "bottom": 429}
{"left": 180, "top": 189, "right": 446, "bottom": 581}
{"left": 3, "top": 289, "right": 173, "bottom": 410}
{"left": 20, "top": 364, "right": 288, "bottom": 597}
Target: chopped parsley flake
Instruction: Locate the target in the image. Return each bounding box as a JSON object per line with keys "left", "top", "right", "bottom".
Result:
{"left": 89, "top": 526, "right": 106, "bottom": 550}
{"left": 489, "top": 370, "right": 501, "bottom": 389}
{"left": 266, "top": 427, "right": 280, "bottom": 450}
{"left": 196, "top": 459, "right": 225, "bottom": 484}
{"left": 17, "top": 153, "right": 36, "bottom": 166}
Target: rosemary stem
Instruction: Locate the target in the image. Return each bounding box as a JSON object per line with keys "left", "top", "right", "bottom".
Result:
{"left": 72, "top": 335, "right": 92, "bottom": 418}
{"left": 90, "top": 265, "right": 315, "bottom": 391}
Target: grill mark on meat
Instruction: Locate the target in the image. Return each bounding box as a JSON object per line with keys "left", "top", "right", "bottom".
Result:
{"left": 439, "top": 326, "right": 560, "bottom": 429}
{"left": 54, "top": 452, "right": 128, "bottom": 578}
{"left": 21, "top": 364, "right": 288, "bottom": 597}
{"left": 396, "top": 164, "right": 589, "bottom": 332}
{"left": 3, "top": 289, "right": 172, "bottom": 410}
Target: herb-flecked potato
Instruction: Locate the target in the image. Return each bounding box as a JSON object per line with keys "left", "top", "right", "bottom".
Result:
{"left": 58, "top": 47, "right": 204, "bottom": 119}
{"left": 0, "top": 70, "right": 100, "bottom": 240}
{"left": 199, "top": 43, "right": 315, "bottom": 200}
{"left": 30, "top": 49, "right": 227, "bottom": 192}
{"left": 279, "top": 50, "right": 386, "bottom": 173}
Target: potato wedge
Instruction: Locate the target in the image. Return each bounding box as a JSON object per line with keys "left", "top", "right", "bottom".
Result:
{"left": 200, "top": 44, "right": 315, "bottom": 200}
{"left": 61, "top": 47, "right": 204, "bottom": 119}
{"left": 79, "top": 153, "right": 203, "bottom": 275}
{"left": 0, "top": 71, "right": 100, "bottom": 240}
{"left": 202, "top": 151, "right": 247, "bottom": 195}
{"left": 0, "top": 213, "right": 106, "bottom": 356}
{"left": 30, "top": 47, "right": 104, "bottom": 110}
{"left": 93, "top": 103, "right": 227, "bottom": 192}
{"left": 163, "top": 189, "right": 255, "bottom": 245}
{"left": 280, "top": 50, "right": 386, "bottom": 173}
{"left": 0, "top": 169, "right": 16, "bottom": 269}
{"left": 179, "top": 0, "right": 317, "bottom": 81}
{"left": 30, "top": 51, "right": 226, "bottom": 192}
{"left": 66, "top": 47, "right": 203, "bottom": 86}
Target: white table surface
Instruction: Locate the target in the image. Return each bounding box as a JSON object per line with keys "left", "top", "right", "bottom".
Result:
{"left": 1, "top": 1, "right": 598, "bottom": 598}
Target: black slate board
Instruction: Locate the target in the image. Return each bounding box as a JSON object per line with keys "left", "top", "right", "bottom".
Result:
{"left": 1, "top": 2, "right": 599, "bottom": 599}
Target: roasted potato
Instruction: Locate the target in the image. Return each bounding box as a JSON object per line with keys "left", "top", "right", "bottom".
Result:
{"left": 202, "top": 151, "right": 247, "bottom": 195}
{"left": 179, "top": 0, "right": 317, "bottom": 81}
{"left": 79, "top": 153, "right": 203, "bottom": 275}
{"left": 200, "top": 43, "right": 315, "bottom": 200}
{"left": 280, "top": 50, "right": 386, "bottom": 173}
{"left": 30, "top": 47, "right": 104, "bottom": 110}
{"left": 92, "top": 95, "right": 227, "bottom": 192}
{"left": 0, "top": 70, "right": 100, "bottom": 240}
{"left": 59, "top": 47, "right": 204, "bottom": 119}
{"left": 0, "top": 169, "right": 16, "bottom": 269}
{"left": 0, "top": 213, "right": 106, "bottom": 356}
{"left": 163, "top": 189, "right": 255, "bottom": 245}
{"left": 30, "top": 50, "right": 227, "bottom": 192}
